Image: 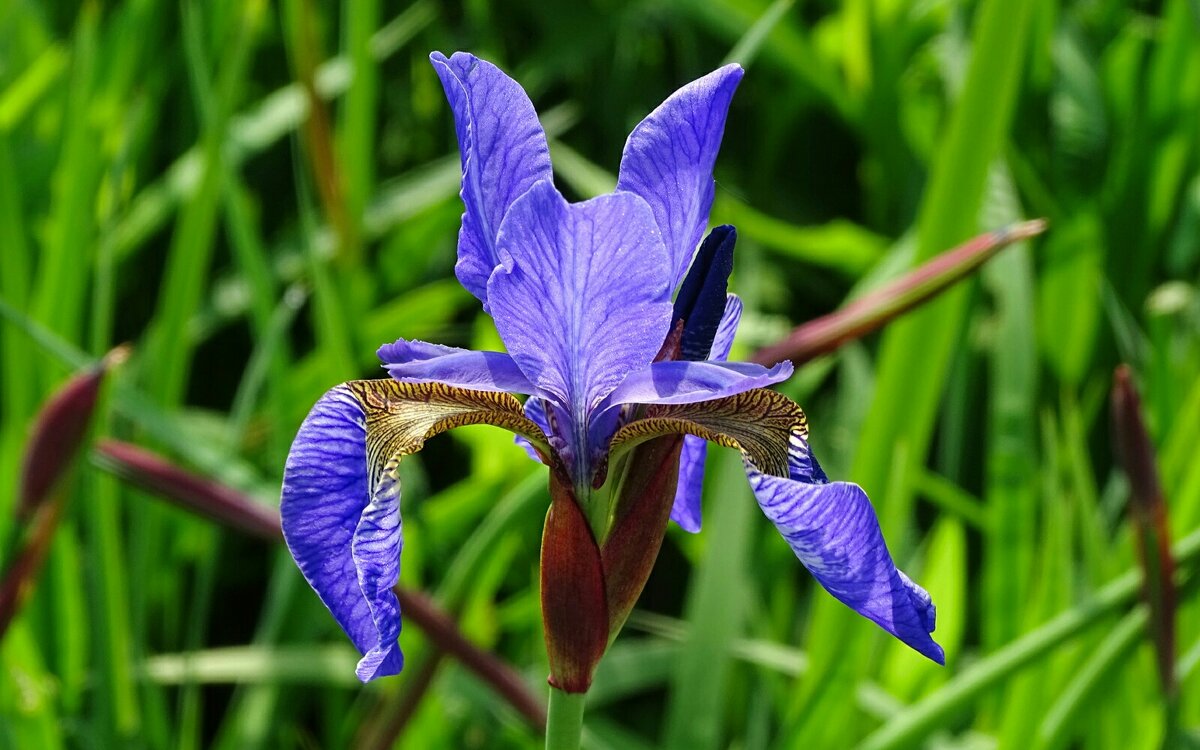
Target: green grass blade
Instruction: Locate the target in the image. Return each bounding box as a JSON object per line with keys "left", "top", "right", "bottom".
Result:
{"left": 861, "top": 528, "right": 1200, "bottom": 750}
{"left": 796, "top": 0, "right": 1039, "bottom": 733}
{"left": 662, "top": 453, "right": 755, "bottom": 750}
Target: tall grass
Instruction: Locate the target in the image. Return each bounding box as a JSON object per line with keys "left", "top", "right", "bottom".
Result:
{"left": 2, "top": 1, "right": 1198, "bottom": 748}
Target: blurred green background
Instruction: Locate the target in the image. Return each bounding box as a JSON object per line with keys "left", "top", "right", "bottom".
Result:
{"left": 2, "top": 0, "right": 1199, "bottom": 747}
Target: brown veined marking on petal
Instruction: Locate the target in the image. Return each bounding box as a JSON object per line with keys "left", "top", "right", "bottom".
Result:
{"left": 341, "top": 380, "right": 552, "bottom": 475}
{"left": 607, "top": 388, "right": 806, "bottom": 479}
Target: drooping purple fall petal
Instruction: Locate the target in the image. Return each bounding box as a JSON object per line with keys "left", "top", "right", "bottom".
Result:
{"left": 430, "top": 51, "right": 554, "bottom": 309}
{"left": 616, "top": 65, "right": 743, "bottom": 287}
{"left": 745, "top": 448, "right": 943, "bottom": 664}
{"left": 282, "top": 380, "right": 547, "bottom": 682}
{"left": 281, "top": 386, "right": 404, "bottom": 681}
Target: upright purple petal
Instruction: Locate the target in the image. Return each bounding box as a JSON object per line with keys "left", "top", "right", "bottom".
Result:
{"left": 744, "top": 445, "right": 943, "bottom": 663}
{"left": 488, "top": 180, "right": 673, "bottom": 480}
{"left": 671, "top": 295, "right": 743, "bottom": 532}
{"left": 378, "top": 338, "right": 535, "bottom": 394}
{"left": 281, "top": 387, "right": 403, "bottom": 681}
{"left": 430, "top": 51, "right": 553, "bottom": 308}
{"left": 616, "top": 65, "right": 743, "bottom": 287}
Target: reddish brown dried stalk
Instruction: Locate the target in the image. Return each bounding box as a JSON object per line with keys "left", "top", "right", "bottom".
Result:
{"left": 1111, "top": 364, "right": 1177, "bottom": 700}
{"left": 752, "top": 220, "right": 1047, "bottom": 366}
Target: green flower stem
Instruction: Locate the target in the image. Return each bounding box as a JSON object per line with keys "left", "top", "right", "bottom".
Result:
{"left": 545, "top": 687, "right": 586, "bottom": 750}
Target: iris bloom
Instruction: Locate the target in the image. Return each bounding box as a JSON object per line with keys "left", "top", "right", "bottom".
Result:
{"left": 281, "top": 52, "right": 944, "bottom": 686}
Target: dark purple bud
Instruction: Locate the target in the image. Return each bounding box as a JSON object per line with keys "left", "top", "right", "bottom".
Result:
{"left": 1, "top": 345, "right": 127, "bottom": 637}
{"left": 752, "top": 220, "right": 1047, "bottom": 366}
{"left": 1111, "top": 364, "right": 1177, "bottom": 700}
{"left": 673, "top": 226, "right": 736, "bottom": 361}
{"left": 540, "top": 469, "right": 609, "bottom": 693}
{"left": 19, "top": 345, "right": 129, "bottom": 518}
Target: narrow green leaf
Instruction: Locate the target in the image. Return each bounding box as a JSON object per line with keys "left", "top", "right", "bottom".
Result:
{"left": 861, "top": 527, "right": 1200, "bottom": 750}
{"left": 663, "top": 453, "right": 754, "bottom": 750}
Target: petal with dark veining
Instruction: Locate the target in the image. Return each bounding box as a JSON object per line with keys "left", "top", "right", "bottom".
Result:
{"left": 617, "top": 65, "right": 743, "bottom": 287}
{"left": 430, "top": 51, "right": 553, "bottom": 308}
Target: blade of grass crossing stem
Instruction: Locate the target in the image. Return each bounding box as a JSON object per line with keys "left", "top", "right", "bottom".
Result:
{"left": 663, "top": 452, "right": 755, "bottom": 750}
{"left": 800, "top": 0, "right": 1037, "bottom": 731}
{"left": 438, "top": 473, "right": 548, "bottom": 606}
{"left": 978, "top": 169, "right": 1043, "bottom": 747}
{"left": 83, "top": 471, "right": 141, "bottom": 740}
{"left": 859, "top": 527, "right": 1200, "bottom": 750}
{"left": 1034, "top": 607, "right": 1151, "bottom": 750}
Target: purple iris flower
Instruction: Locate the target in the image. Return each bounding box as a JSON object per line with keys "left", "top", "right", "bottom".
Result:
{"left": 280, "top": 51, "right": 944, "bottom": 684}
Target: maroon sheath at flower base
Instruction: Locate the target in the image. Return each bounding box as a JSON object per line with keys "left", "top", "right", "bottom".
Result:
{"left": 278, "top": 50, "right": 944, "bottom": 696}
{"left": 540, "top": 470, "right": 609, "bottom": 693}
{"left": 601, "top": 435, "right": 684, "bottom": 636}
